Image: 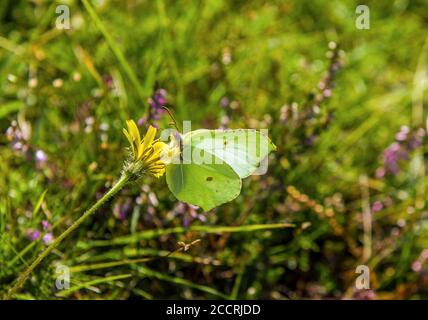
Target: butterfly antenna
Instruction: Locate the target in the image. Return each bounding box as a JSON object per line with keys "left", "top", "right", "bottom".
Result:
{"left": 162, "top": 106, "right": 181, "bottom": 132}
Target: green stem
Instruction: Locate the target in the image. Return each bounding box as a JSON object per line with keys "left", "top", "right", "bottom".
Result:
{"left": 4, "top": 174, "right": 130, "bottom": 300}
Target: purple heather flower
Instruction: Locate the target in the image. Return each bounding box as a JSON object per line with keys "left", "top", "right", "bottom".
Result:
{"left": 379, "top": 127, "right": 426, "bottom": 176}
{"left": 148, "top": 89, "right": 167, "bottom": 110}
{"left": 412, "top": 261, "right": 422, "bottom": 272}
{"left": 421, "top": 249, "right": 428, "bottom": 260}
{"left": 175, "top": 202, "right": 186, "bottom": 215}
{"left": 6, "top": 120, "right": 31, "bottom": 154}
{"left": 26, "top": 229, "right": 41, "bottom": 241}
{"left": 139, "top": 89, "right": 168, "bottom": 127}
{"left": 353, "top": 289, "right": 375, "bottom": 300}
{"left": 383, "top": 142, "right": 408, "bottom": 175}
{"left": 102, "top": 74, "right": 114, "bottom": 90}
{"left": 137, "top": 117, "right": 147, "bottom": 126}
{"left": 220, "top": 97, "right": 229, "bottom": 108}
{"left": 375, "top": 167, "right": 385, "bottom": 178}
{"left": 35, "top": 149, "right": 49, "bottom": 170}
{"left": 173, "top": 202, "right": 206, "bottom": 227}
{"left": 152, "top": 113, "right": 161, "bottom": 121}
{"left": 35, "top": 150, "right": 48, "bottom": 163}
{"left": 408, "top": 136, "right": 422, "bottom": 150}
{"left": 42, "top": 233, "right": 54, "bottom": 245}
{"left": 407, "top": 129, "right": 425, "bottom": 150}
{"left": 183, "top": 214, "right": 190, "bottom": 228}
{"left": 6, "top": 120, "right": 31, "bottom": 142}
{"left": 113, "top": 199, "right": 133, "bottom": 221}
{"left": 323, "top": 89, "right": 332, "bottom": 97}
{"left": 371, "top": 201, "right": 383, "bottom": 213}
{"left": 42, "top": 220, "right": 51, "bottom": 230}
{"left": 12, "top": 142, "right": 24, "bottom": 151}
{"left": 395, "top": 125, "right": 410, "bottom": 142}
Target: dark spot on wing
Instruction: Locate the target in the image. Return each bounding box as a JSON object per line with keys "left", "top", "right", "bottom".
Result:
{"left": 206, "top": 177, "right": 213, "bottom": 181}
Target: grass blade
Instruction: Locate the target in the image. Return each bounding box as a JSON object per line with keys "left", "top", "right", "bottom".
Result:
{"left": 0, "top": 101, "right": 25, "bottom": 119}
{"left": 77, "top": 223, "right": 295, "bottom": 248}
{"left": 57, "top": 274, "right": 132, "bottom": 297}
{"left": 81, "top": 0, "right": 148, "bottom": 103}
{"left": 137, "top": 265, "right": 228, "bottom": 299}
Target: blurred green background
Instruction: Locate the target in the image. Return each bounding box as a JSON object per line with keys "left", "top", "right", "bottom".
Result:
{"left": 0, "top": 0, "right": 427, "bottom": 299}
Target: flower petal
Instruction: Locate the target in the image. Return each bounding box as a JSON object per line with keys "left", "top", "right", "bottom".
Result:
{"left": 149, "top": 164, "right": 166, "bottom": 178}
{"left": 123, "top": 128, "right": 136, "bottom": 157}
{"left": 144, "top": 141, "right": 166, "bottom": 163}
{"left": 152, "top": 141, "right": 167, "bottom": 156}
{"left": 126, "top": 120, "right": 141, "bottom": 144}
{"left": 140, "top": 125, "right": 157, "bottom": 158}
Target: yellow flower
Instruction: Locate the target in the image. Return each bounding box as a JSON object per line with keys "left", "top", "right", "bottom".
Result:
{"left": 123, "top": 120, "right": 166, "bottom": 178}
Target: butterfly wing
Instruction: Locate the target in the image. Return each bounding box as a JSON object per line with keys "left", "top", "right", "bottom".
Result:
{"left": 183, "top": 129, "right": 276, "bottom": 178}
{"left": 165, "top": 145, "right": 241, "bottom": 211}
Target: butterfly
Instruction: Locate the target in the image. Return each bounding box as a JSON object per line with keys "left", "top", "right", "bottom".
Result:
{"left": 164, "top": 129, "right": 276, "bottom": 211}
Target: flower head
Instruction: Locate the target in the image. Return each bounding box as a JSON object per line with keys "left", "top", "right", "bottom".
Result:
{"left": 123, "top": 120, "right": 166, "bottom": 178}
{"left": 42, "top": 233, "right": 54, "bottom": 245}
{"left": 148, "top": 89, "right": 167, "bottom": 110}
{"left": 26, "top": 229, "right": 41, "bottom": 241}
{"left": 42, "top": 220, "right": 51, "bottom": 230}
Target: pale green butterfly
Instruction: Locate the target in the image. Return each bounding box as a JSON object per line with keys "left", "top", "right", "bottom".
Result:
{"left": 164, "top": 129, "right": 276, "bottom": 211}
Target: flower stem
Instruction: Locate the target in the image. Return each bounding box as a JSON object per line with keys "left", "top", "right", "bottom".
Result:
{"left": 4, "top": 173, "right": 130, "bottom": 300}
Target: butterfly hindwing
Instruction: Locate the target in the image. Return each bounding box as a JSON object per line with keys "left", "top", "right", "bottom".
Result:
{"left": 165, "top": 129, "right": 276, "bottom": 210}
{"left": 165, "top": 145, "right": 241, "bottom": 211}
